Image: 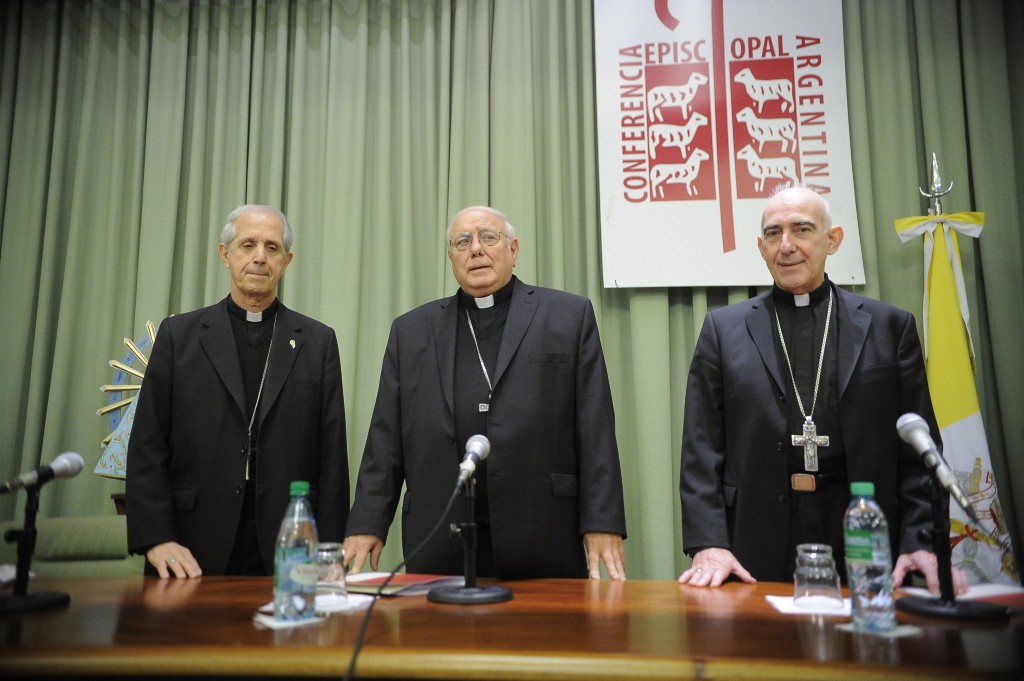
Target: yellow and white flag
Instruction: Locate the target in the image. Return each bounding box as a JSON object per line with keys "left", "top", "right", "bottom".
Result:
{"left": 896, "top": 212, "right": 1018, "bottom": 584}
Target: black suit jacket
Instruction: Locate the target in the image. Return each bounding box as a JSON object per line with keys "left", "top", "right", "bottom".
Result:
{"left": 680, "top": 285, "right": 937, "bottom": 581}
{"left": 346, "top": 278, "right": 626, "bottom": 578}
{"left": 126, "top": 297, "right": 349, "bottom": 574}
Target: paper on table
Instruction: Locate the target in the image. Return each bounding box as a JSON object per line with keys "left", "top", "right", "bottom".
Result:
{"left": 255, "top": 592, "right": 374, "bottom": 625}
{"left": 313, "top": 592, "right": 375, "bottom": 613}
{"left": 253, "top": 612, "right": 326, "bottom": 629}
{"left": 898, "top": 582, "right": 1024, "bottom": 601}
{"left": 766, "top": 594, "right": 851, "bottom": 616}
{"left": 345, "top": 572, "right": 464, "bottom": 596}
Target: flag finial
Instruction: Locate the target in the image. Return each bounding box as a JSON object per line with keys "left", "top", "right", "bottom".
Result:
{"left": 919, "top": 152, "right": 953, "bottom": 215}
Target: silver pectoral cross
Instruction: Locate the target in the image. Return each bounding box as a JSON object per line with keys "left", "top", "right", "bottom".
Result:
{"left": 791, "top": 417, "right": 828, "bottom": 472}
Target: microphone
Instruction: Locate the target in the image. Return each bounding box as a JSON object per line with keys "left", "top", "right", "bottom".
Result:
{"left": 456, "top": 435, "right": 490, "bottom": 487}
{"left": 896, "top": 413, "right": 979, "bottom": 524}
{"left": 0, "top": 452, "right": 85, "bottom": 494}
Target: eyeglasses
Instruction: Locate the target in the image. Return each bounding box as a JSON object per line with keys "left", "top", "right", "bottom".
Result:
{"left": 448, "top": 229, "right": 509, "bottom": 252}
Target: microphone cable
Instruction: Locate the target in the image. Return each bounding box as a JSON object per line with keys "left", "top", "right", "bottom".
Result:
{"left": 342, "top": 483, "right": 462, "bottom": 681}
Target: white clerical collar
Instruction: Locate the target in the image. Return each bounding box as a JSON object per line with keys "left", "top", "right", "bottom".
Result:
{"left": 793, "top": 293, "right": 810, "bottom": 307}
{"left": 474, "top": 295, "right": 495, "bottom": 309}
{"left": 246, "top": 310, "right": 264, "bottom": 322}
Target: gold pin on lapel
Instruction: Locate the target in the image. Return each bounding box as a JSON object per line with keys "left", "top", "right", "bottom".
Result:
{"left": 289, "top": 339, "right": 296, "bottom": 349}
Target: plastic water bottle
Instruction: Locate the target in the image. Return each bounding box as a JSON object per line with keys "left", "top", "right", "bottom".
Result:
{"left": 843, "top": 481, "right": 896, "bottom": 633}
{"left": 274, "top": 480, "right": 319, "bottom": 620}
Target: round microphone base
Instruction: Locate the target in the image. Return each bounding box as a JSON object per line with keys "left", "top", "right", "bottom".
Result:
{"left": 896, "top": 595, "right": 1009, "bottom": 621}
{"left": 427, "top": 584, "right": 513, "bottom": 605}
{"left": 0, "top": 590, "right": 70, "bottom": 614}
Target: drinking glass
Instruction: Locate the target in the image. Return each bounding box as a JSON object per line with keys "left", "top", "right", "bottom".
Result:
{"left": 315, "top": 542, "right": 346, "bottom": 597}
{"left": 793, "top": 543, "right": 843, "bottom": 610}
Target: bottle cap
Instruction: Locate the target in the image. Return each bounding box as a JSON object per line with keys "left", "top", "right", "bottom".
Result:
{"left": 290, "top": 480, "right": 310, "bottom": 496}
{"left": 850, "top": 481, "right": 875, "bottom": 496}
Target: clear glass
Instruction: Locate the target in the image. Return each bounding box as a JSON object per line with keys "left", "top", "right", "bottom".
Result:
{"left": 793, "top": 543, "right": 844, "bottom": 610}
{"left": 315, "top": 542, "right": 347, "bottom": 597}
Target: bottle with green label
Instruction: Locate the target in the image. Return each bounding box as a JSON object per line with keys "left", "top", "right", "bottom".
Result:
{"left": 843, "top": 481, "right": 896, "bottom": 633}
{"left": 274, "top": 480, "right": 319, "bottom": 620}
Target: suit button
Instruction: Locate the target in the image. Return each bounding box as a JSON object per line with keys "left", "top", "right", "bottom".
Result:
{"left": 235, "top": 486, "right": 244, "bottom": 495}
{"left": 776, "top": 442, "right": 783, "bottom": 452}
{"left": 777, "top": 494, "right": 786, "bottom": 504}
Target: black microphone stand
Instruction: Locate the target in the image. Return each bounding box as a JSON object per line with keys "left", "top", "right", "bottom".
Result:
{"left": 428, "top": 478, "right": 512, "bottom": 605}
{"left": 0, "top": 486, "right": 71, "bottom": 613}
{"left": 895, "top": 478, "right": 1008, "bottom": 621}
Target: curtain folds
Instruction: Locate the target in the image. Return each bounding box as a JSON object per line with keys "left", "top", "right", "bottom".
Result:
{"left": 1, "top": 0, "right": 1020, "bottom": 581}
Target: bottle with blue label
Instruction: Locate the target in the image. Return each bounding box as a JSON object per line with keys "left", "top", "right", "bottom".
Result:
{"left": 274, "top": 480, "right": 319, "bottom": 620}
{"left": 843, "top": 481, "right": 896, "bottom": 633}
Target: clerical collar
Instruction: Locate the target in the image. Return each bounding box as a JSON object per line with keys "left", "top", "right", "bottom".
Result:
{"left": 772, "top": 277, "right": 831, "bottom": 309}
{"left": 226, "top": 296, "right": 279, "bottom": 322}
{"left": 461, "top": 277, "right": 515, "bottom": 309}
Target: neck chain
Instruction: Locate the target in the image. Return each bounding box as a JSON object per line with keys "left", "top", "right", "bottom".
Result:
{"left": 773, "top": 290, "right": 832, "bottom": 472}
{"left": 465, "top": 309, "right": 493, "bottom": 412}
{"left": 244, "top": 313, "right": 278, "bottom": 480}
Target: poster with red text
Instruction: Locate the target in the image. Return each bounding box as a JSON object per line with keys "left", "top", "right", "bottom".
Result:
{"left": 595, "top": 0, "right": 865, "bottom": 288}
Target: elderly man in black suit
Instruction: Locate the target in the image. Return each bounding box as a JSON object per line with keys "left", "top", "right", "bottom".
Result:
{"left": 677, "top": 183, "right": 967, "bottom": 595}
{"left": 344, "top": 206, "right": 626, "bottom": 580}
{"left": 127, "top": 204, "right": 349, "bottom": 578}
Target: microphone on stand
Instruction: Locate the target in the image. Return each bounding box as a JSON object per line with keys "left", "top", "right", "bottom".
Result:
{"left": 429, "top": 435, "right": 513, "bottom": 605}
{"left": 456, "top": 434, "right": 490, "bottom": 488}
{"left": 892, "top": 415, "right": 1008, "bottom": 621}
{"left": 896, "top": 413, "right": 978, "bottom": 523}
{"left": 1, "top": 452, "right": 85, "bottom": 494}
{"left": 1, "top": 451, "right": 85, "bottom": 613}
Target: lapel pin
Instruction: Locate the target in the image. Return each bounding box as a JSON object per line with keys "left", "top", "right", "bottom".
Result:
{"left": 290, "top": 339, "right": 296, "bottom": 350}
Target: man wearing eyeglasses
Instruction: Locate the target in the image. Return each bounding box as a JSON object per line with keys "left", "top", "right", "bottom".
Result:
{"left": 344, "top": 206, "right": 627, "bottom": 580}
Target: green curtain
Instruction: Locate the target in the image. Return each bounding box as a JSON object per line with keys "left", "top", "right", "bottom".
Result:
{"left": 1, "top": 0, "right": 1020, "bottom": 582}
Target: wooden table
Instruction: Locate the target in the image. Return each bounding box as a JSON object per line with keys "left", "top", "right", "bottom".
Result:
{"left": 1, "top": 576, "right": 1021, "bottom": 680}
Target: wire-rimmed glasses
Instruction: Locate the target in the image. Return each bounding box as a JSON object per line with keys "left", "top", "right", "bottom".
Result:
{"left": 448, "top": 229, "right": 509, "bottom": 252}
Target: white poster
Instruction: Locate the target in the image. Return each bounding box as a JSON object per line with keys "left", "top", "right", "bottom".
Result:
{"left": 595, "top": 0, "right": 865, "bottom": 288}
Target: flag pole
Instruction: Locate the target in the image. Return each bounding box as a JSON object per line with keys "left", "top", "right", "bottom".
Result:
{"left": 919, "top": 152, "right": 952, "bottom": 216}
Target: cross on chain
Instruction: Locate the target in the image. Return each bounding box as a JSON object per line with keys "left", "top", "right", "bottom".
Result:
{"left": 791, "top": 418, "right": 828, "bottom": 472}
